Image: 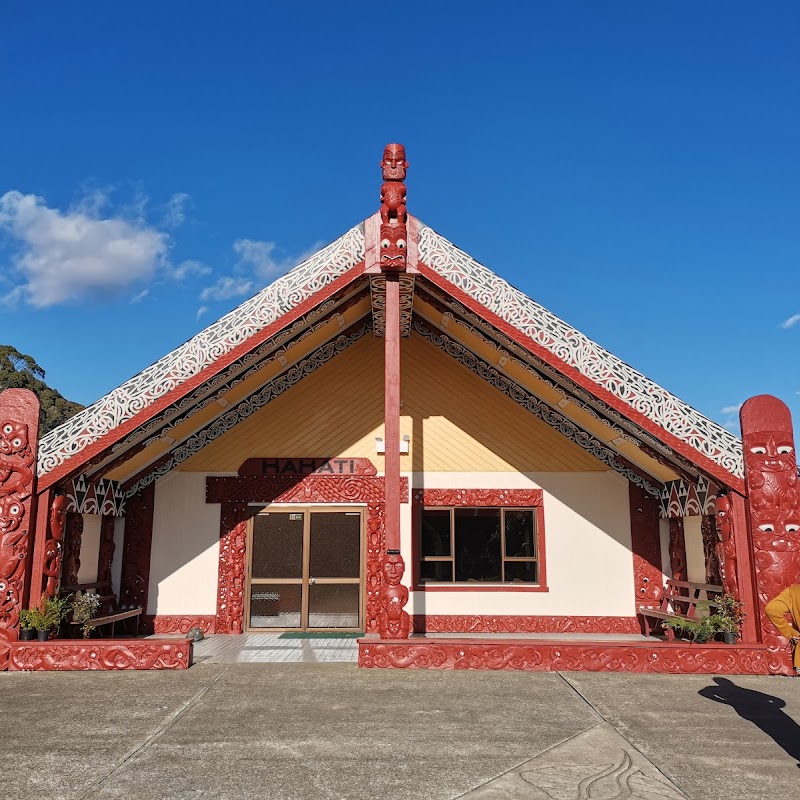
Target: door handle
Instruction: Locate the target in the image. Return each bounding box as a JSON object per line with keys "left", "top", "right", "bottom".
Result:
{"left": 309, "top": 577, "right": 316, "bottom": 585}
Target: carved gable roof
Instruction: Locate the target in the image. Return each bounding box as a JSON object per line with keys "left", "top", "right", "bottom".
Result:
{"left": 37, "top": 215, "right": 743, "bottom": 489}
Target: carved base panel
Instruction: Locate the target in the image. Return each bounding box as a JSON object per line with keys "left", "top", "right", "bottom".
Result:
{"left": 412, "top": 615, "right": 641, "bottom": 635}
{"left": 8, "top": 639, "right": 192, "bottom": 671}
{"left": 359, "top": 639, "right": 792, "bottom": 675}
{"left": 152, "top": 615, "right": 217, "bottom": 634}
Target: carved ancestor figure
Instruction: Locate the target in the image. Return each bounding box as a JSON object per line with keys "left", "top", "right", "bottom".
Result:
{"left": 0, "top": 420, "right": 34, "bottom": 498}
{"left": 378, "top": 551, "right": 410, "bottom": 639}
{"left": 43, "top": 494, "right": 67, "bottom": 596}
{"left": 378, "top": 143, "right": 409, "bottom": 274}
{"left": 701, "top": 514, "right": 723, "bottom": 587}
{"left": 741, "top": 395, "right": 800, "bottom": 662}
{"left": 379, "top": 224, "right": 408, "bottom": 271}
{"left": 715, "top": 494, "right": 739, "bottom": 597}
{"left": 668, "top": 517, "right": 687, "bottom": 583}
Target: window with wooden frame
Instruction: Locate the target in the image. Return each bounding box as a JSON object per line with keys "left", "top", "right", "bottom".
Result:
{"left": 419, "top": 506, "right": 541, "bottom": 585}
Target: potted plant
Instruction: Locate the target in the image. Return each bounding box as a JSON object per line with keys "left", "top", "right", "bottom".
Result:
{"left": 716, "top": 593, "right": 745, "bottom": 644}
{"left": 70, "top": 591, "right": 102, "bottom": 638}
{"left": 18, "top": 609, "right": 36, "bottom": 641}
{"left": 28, "top": 593, "right": 71, "bottom": 641}
{"left": 664, "top": 612, "right": 721, "bottom": 643}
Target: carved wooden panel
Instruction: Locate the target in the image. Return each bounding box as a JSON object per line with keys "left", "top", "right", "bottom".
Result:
{"left": 359, "top": 640, "right": 791, "bottom": 675}
{"left": 0, "top": 389, "right": 39, "bottom": 670}
{"left": 715, "top": 494, "right": 739, "bottom": 597}
{"left": 668, "top": 517, "right": 687, "bottom": 583}
{"left": 701, "top": 514, "right": 722, "bottom": 586}
{"left": 413, "top": 488, "right": 543, "bottom": 507}
{"left": 43, "top": 494, "right": 67, "bottom": 597}
{"left": 120, "top": 482, "right": 155, "bottom": 618}
{"left": 97, "top": 514, "right": 116, "bottom": 586}
{"left": 9, "top": 639, "right": 191, "bottom": 670}
{"left": 412, "top": 616, "right": 641, "bottom": 634}
{"left": 215, "top": 502, "right": 250, "bottom": 634}
{"left": 62, "top": 512, "right": 84, "bottom": 587}
{"left": 152, "top": 615, "right": 216, "bottom": 634}
{"left": 741, "top": 395, "right": 800, "bottom": 658}
{"left": 629, "top": 483, "right": 663, "bottom": 613}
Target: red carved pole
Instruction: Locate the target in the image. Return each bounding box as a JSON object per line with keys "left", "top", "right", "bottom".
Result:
{"left": 729, "top": 491, "right": 760, "bottom": 643}
{"left": 62, "top": 512, "right": 83, "bottom": 587}
{"left": 741, "top": 395, "right": 799, "bottom": 666}
{"left": 378, "top": 143, "right": 410, "bottom": 639}
{"left": 43, "top": 494, "right": 67, "bottom": 596}
{"left": 715, "top": 494, "right": 739, "bottom": 598}
{"left": 0, "top": 389, "right": 40, "bottom": 670}
{"left": 120, "top": 482, "right": 155, "bottom": 624}
{"left": 215, "top": 502, "right": 249, "bottom": 634}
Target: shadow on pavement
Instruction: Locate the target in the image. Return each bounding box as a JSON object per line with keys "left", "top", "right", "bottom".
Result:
{"left": 699, "top": 676, "right": 800, "bottom": 767}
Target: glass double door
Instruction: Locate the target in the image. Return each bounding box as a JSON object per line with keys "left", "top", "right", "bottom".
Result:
{"left": 247, "top": 507, "right": 363, "bottom": 631}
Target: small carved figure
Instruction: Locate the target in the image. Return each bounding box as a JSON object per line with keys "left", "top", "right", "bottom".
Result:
{"left": 380, "top": 181, "right": 407, "bottom": 224}
{"left": 381, "top": 143, "right": 407, "bottom": 182}
{"left": 379, "top": 224, "right": 407, "bottom": 271}
{"left": 0, "top": 495, "right": 24, "bottom": 534}
{"left": 715, "top": 494, "right": 738, "bottom": 597}
{"left": 43, "top": 495, "right": 67, "bottom": 596}
{"left": 378, "top": 551, "right": 410, "bottom": 639}
{"left": 0, "top": 420, "right": 33, "bottom": 498}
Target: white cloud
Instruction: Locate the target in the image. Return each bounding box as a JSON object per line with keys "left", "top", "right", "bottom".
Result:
{"left": 170, "top": 259, "right": 211, "bottom": 281}
{"left": 200, "top": 276, "right": 253, "bottom": 302}
{"left": 233, "top": 238, "right": 322, "bottom": 279}
{"left": 720, "top": 403, "right": 743, "bottom": 415}
{"left": 196, "top": 306, "right": 208, "bottom": 321}
{"left": 0, "top": 190, "right": 169, "bottom": 307}
{"left": 781, "top": 314, "right": 800, "bottom": 330}
{"left": 130, "top": 288, "right": 150, "bottom": 304}
{"left": 163, "top": 193, "right": 191, "bottom": 228}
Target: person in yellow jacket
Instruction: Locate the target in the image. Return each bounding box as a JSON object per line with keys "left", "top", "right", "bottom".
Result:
{"left": 765, "top": 584, "right": 800, "bottom": 674}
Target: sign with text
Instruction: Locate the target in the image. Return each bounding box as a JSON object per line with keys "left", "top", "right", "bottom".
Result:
{"left": 238, "top": 457, "right": 377, "bottom": 477}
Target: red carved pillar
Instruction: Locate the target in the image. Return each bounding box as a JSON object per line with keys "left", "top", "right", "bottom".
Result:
{"left": 715, "top": 494, "right": 739, "bottom": 598}
{"left": 628, "top": 483, "right": 663, "bottom": 617}
{"left": 215, "top": 502, "right": 249, "bottom": 634}
{"left": 62, "top": 512, "right": 83, "bottom": 587}
{"left": 377, "top": 143, "right": 410, "bottom": 640}
{"left": 365, "top": 502, "right": 385, "bottom": 634}
{"left": 0, "top": 389, "right": 40, "bottom": 670}
{"left": 96, "top": 514, "right": 116, "bottom": 586}
{"left": 43, "top": 494, "right": 67, "bottom": 596}
{"left": 668, "top": 517, "right": 687, "bottom": 582}
{"left": 120, "top": 482, "right": 155, "bottom": 622}
{"left": 741, "top": 395, "right": 799, "bottom": 665}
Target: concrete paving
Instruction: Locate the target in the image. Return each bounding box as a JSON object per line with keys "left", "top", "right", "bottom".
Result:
{"left": 1, "top": 664, "right": 799, "bottom": 800}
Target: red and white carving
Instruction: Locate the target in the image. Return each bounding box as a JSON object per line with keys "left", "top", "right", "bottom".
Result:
{"left": 415, "top": 488, "right": 543, "bottom": 507}
{"left": 152, "top": 615, "right": 216, "bottom": 634}
{"left": 43, "top": 494, "right": 67, "bottom": 597}
{"left": 715, "top": 494, "right": 739, "bottom": 598}
{"left": 629, "top": 484, "right": 663, "bottom": 612}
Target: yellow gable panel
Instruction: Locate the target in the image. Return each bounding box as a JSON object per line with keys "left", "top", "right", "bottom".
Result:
{"left": 179, "top": 331, "right": 607, "bottom": 474}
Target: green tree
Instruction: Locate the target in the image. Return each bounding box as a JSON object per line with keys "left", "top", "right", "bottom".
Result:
{"left": 0, "top": 345, "right": 84, "bottom": 434}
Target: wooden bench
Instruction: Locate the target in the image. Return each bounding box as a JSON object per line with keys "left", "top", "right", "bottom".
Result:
{"left": 638, "top": 579, "right": 724, "bottom": 639}
{"left": 60, "top": 581, "right": 142, "bottom": 638}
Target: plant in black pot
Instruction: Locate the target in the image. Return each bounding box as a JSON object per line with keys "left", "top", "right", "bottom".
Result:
{"left": 716, "top": 593, "right": 745, "bottom": 644}
{"left": 28, "top": 593, "right": 71, "bottom": 641}
{"left": 664, "top": 610, "right": 721, "bottom": 644}
{"left": 18, "top": 609, "right": 36, "bottom": 641}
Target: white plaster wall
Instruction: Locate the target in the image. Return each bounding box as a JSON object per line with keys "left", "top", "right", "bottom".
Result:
{"left": 77, "top": 514, "right": 101, "bottom": 584}
{"left": 683, "top": 515, "right": 706, "bottom": 584}
{"left": 111, "top": 516, "right": 125, "bottom": 595}
{"left": 402, "top": 471, "right": 635, "bottom": 617}
{"left": 147, "top": 472, "right": 221, "bottom": 615}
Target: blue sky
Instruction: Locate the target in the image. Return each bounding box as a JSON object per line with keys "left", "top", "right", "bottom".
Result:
{"left": 1, "top": 3, "right": 798, "bottom": 434}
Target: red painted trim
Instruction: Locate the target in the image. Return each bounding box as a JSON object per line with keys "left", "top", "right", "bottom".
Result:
{"left": 150, "top": 615, "right": 216, "bottom": 634}
{"left": 730, "top": 491, "right": 761, "bottom": 645}
{"left": 629, "top": 484, "right": 663, "bottom": 620}
{"left": 411, "top": 615, "right": 642, "bottom": 634}
{"left": 39, "top": 263, "right": 368, "bottom": 492}
{"left": 410, "top": 489, "right": 547, "bottom": 592}
{"left": 358, "top": 639, "right": 791, "bottom": 674}
{"left": 416, "top": 261, "right": 744, "bottom": 494}
{"left": 9, "top": 638, "right": 192, "bottom": 670}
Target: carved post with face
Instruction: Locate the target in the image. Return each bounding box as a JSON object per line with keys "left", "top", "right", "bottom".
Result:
{"left": 741, "top": 396, "right": 800, "bottom": 665}
{"left": 0, "top": 389, "right": 40, "bottom": 670}
{"left": 715, "top": 493, "right": 739, "bottom": 598}
{"left": 379, "top": 143, "right": 408, "bottom": 273}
